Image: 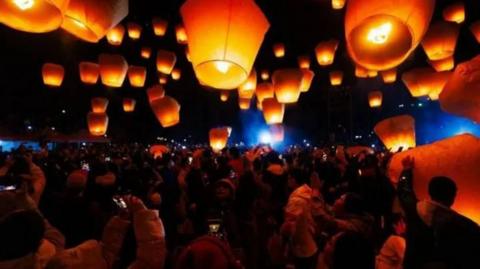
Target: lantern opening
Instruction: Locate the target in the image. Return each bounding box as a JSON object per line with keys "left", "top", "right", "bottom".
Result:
{"left": 367, "top": 22, "right": 392, "bottom": 44}
{"left": 195, "top": 60, "right": 247, "bottom": 90}
{"left": 14, "top": 0, "right": 34, "bottom": 10}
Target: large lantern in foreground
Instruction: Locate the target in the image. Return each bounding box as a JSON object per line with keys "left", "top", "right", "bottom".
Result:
{"left": 156, "top": 50, "right": 177, "bottom": 75}
{"left": 61, "top": 0, "right": 128, "bottom": 43}
{"left": 87, "top": 112, "right": 109, "bottom": 136}
{"left": 402, "top": 67, "right": 452, "bottom": 99}
{"left": 151, "top": 96, "right": 180, "bottom": 127}
{"left": 368, "top": 91, "right": 383, "bottom": 108}
{"left": 91, "top": 97, "right": 109, "bottom": 113}
{"left": 106, "top": 24, "right": 125, "bottom": 46}
{"left": 262, "top": 98, "right": 284, "bottom": 124}
{"left": 99, "top": 54, "right": 128, "bottom": 88}
{"left": 380, "top": 68, "right": 397, "bottom": 83}
{"left": 127, "top": 66, "right": 147, "bottom": 88}
{"left": 0, "top": 0, "right": 69, "bottom": 33}
{"left": 123, "top": 98, "right": 136, "bottom": 112}
{"left": 180, "top": 0, "right": 270, "bottom": 90}
{"left": 330, "top": 71, "right": 344, "bottom": 86}
{"left": 152, "top": 17, "right": 168, "bottom": 36}
{"left": 79, "top": 62, "right": 99, "bottom": 85}
{"left": 146, "top": 85, "right": 165, "bottom": 103}
{"left": 42, "top": 63, "right": 65, "bottom": 87}
{"left": 345, "top": 0, "right": 435, "bottom": 71}
{"left": 443, "top": 2, "right": 465, "bottom": 24}
{"left": 315, "top": 39, "right": 339, "bottom": 66}
{"left": 388, "top": 134, "right": 480, "bottom": 224}
{"left": 273, "top": 43, "right": 285, "bottom": 58}
{"left": 238, "top": 70, "right": 257, "bottom": 99}
{"left": 300, "top": 69, "right": 315, "bottom": 92}
{"left": 421, "top": 21, "right": 459, "bottom": 61}
{"left": 209, "top": 127, "right": 229, "bottom": 152}
{"left": 272, "top": 69, "right": 303, "bottom": 104}
{"left": 374, "top": 115, "right": 415, "bottom": 152}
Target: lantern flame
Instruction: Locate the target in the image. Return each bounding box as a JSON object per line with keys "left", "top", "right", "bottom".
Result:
{"left": 367, "top": 22, "right": 392, "bottom": 44}
{"left": 13, "top": 0, "right": 34, "bottom": 10}
{"left": 215, "top": 61, "right": 231, "bottom": 74}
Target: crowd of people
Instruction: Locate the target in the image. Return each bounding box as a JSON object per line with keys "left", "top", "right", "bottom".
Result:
{"left": 0, "top": 142, "right": 479, "bottom": 269}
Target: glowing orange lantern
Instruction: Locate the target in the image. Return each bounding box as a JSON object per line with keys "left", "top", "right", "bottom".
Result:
{"left": 255, "top": 82, "right": 274, "bottom": 104}
{"left": 42, "top": 63, "right": 64, "bottom": 87}
{"left": 0, "top": 0, "right": 69, "bottom": 33}
{"left": 180, "top": 0, "right": 269, "bottom": 90}
{"left": 345, "top": 0, "right": 435, "bottom": 70}
{"left": 146, "top": 85, "right": 165, "bottom": 103}
{"left": 79, "top": 62, "right": 99, "bottom": 85}
{"left": 61, "top": 0, "right": 128, "bottom": 43}
{"left": 185, "top": 47, "right": 191, "bottom": 62}
{"left": 368, "top": 91, "right": 383, "bottom": 108}
{"left": 402, "top": 67, "right": 451, "bottom": 99}
{"left": 127, "top": 66, "right": 146, "bottom": 88}
{"left": 428, "top": 56, "right": 455, "bottom": 72}
{"left": 262, "top": 98, "right": 285, "bottom": 124}
{"left": 152, "top": 17, "right": 168, "bottom": 36}
{"left": 171, "top": 68, "right": 181, "bottom": 80}
{"left": 297, "top": 55, "right": 311, "bottom": 69}
{"left": 300, "top": 69, "right": 315, "bottom": 92}
{"left": 150, "top": 96, "right": 181, "bottom": 128}
{"left": 123, "top": 98, "right": 136, "bottom": 112}
{"left": 141, "top": 47, "right": 152, "bottom": 59}
{"left": 159, "top": 74, "right": 168, "bottom": 85}
{"left": 149, "top": 144, "right": 169, "bottom": 159}
{"left": 99, "top": 54, "right": 128, "bottom": 88}
{"left": 87, "top": 112, "right": 108, "bottom": 136}
{"left": 421, "top": 21, "right": 459, "bottom": 61}
{"left": 443, "top": 2, "right": 465, "bottom": 24}
{"left": 238, "top": 98, "right": 251, "bottom": 110}
{"left": 374, "top": 114, "right": 416, "bottom": 152}
{"left": 380, "top": 68, "right": 397, "bottom": 83}
{"left": 220, "top": 91, "right": 229, "bottom": 102}
{"left": 127, "top": 22, "right": 142, "bottom": 40}
{"left": 209, "top": 127, "right": 229, "bottom": 152}
{"left": 273, "top": 43, "right": 285, "bottom": 58}
{"left": 273, "top": 69, "right": 303, "bottom": 104}
{"left": 470, "top": 21, "right": 480, "bottom": 44}
{"left": 156, "top": 49, "right": 176, "bottom": 75}
{"left": 355, "top": 65, "right": 368, "bottom": 78}
{"left": 238, "top": 70, "right": 257, "bottom": 99}
{"left": 332, "top": 0, "right": 346, "bottom": 10}
{"left": 175, "top": 24, "right": 188, "bottom": 44}
{"left": 330, "top": 71, "right": 344, "bottom": 86}
{"left": 91, "top": 97, "right": 109, "bottom": 113}
{"left": 368, "top": 70, "right": 378, "bottom": 78}
{"left": 315, "top": 39, "right": 339, "bottom": 66}
{"left": 261, "top": 70, "right": 270, "bottom": 81}
{"left": 270, "top": 124, "right": 284, "bottom": 142}
{"left": 106, "top": 24, "right": 125, "bottom": 46}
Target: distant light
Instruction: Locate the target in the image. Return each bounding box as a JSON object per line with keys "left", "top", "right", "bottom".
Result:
{"left": 61, "top": 109, "right": 66, "bottom": 114}
{"left": 51, "top": 127, "right": 55, "bottom": 131}
{"left": 182, "top": 146, "right": 186, "bottom": 149}
{"left": 82, "top": 142, "right": 86, "bottom": 146}
{"left": 259, "top": 131, "right": 272, "bottom": 144}
{"left": 306, "top": 143, "right": 311, "bottom": 147}
{"left": 171, "top": 139, "right": 174, "bottom": 143}
{"left": 355, "top": 135, "right": 362, "bottom": 139}
{"left": 371, "top": 144, "right": 376, "bottom": 148}
{"left": 27, "top": 126, "right": 32, "bottom": 130}
{"left": 418, "top": 103, "right": 423, "bottom": 107}
{"left": 398, "top": 104, "right": 405, "bottom": 108}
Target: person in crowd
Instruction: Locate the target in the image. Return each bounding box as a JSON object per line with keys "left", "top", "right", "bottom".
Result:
{"left": 375, "top": 214, "right": 406, "bottom": 269}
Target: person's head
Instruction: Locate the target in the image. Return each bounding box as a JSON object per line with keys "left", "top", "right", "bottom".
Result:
{"left": 287, "top": 168, "right": 308, "bottom": 190}
{"left": 176, "top": 236, "right": 240, "bottom": 269}
{"left": 214, "top": 179, "right": 235, "bottom": 201}
{"left": 391, "top": 213, "right": 406, "bottom": 236}
{"left": 333, "top": 192, "right": 365, "bottom": 216}
{"left": 329, "top": 232, "right": 375, "bottom": 269}
{"left": 428, "top": 176, "right": 457, "bottom": 207}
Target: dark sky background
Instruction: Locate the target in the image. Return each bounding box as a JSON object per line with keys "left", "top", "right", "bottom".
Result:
{"left": 0, "top": 0, "right": 479, "bottom": 146}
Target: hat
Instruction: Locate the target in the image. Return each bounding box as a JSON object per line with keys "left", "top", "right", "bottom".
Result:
{"left": 66, "top": 170, "right": 88, "bottom": 189}
{"left": 175, "top": 236, "right": 239, "bottom": 269}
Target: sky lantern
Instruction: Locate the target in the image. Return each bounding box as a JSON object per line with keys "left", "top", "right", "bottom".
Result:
{"left": 421, "top": 21, "right": 459, "bottom": 61}
{"left": 270, "top": 124, "right": 285, "bottom": 142}
{"left": 87, "top": 112, "right": 109, "bottom": 136}
{"left": 315, "top": 39, "right": 339, "bottom": 66}
{"left": 332, "top": 0, "right": 346, "bottom": 10}
{"left": 61, "top": 0, "right": 128, "bottom": 43}
{"left": 355, "top": 65, "right": 368, "bottom": 78}
{"left": 297, "top": 55, "right": 311, "bottom": 69}
{"left": 209, "top": 127, "right": 229, "bottom": 152}
{"left": 159, "top": 75, "right": 169, "bottom": 85}
{"left": 106, "top": 24, "right": 125, "bottom": 46}
{"left": 261, "top": 70, "right": 270, "bottom": 81}
{"left": 127, "top": 22, "right": 142, "bottom": 40}
{"left": 123, "top": 98, "right": 136, "bottom": 112}
{"left": 402, "top": 67, "right": 451, "bottom": 99}
{"left": 300, "top": 69, "right": 315, "bottom": 92}
{"left": 428, "top": 56, "right": 455, "bottom": 72}
{"left": 156, "top": 49, "right": 177, "bottom": 75}
{"left": 470, "top": 21, "right": 480, "bottom": 44}
{"left": 345, "top": 0, "right": 435, "bottom": 71}
{"left": 175, "top": 24, "right": 188, "bottom": 44}
{"left": 152, "top": 17, "right": 168, "bottom": 36}
{"left": 220, "top": 91, "right": 229, "bottom": 102}
{"left": 273, "top": 43, "right": 285, "bottom": 58}
{"left": 79, "top": 61, "right": 99, "bottom": 85}
{"left": 171, "top": 68, "right": 181, "bottom": 80}
{"left": 374, "top": 114, "right": 416, "bottom": 152}
{"left": 149, "top": 144, "right": 169, "bottom": 159}
{"left": 255, "top": 82, "right": 275, "bottom": 105}
{"left": 329, "top": 71, "right": 344, "bottom": 86}
{"left": 91, "top": 97, "right": 109, "bottom": 113}
{"left": 273, "top": 69, "right": 303, "bottom": 104}
{"left": 42, "top": 63, "right": 64, "bottom": 87}
{"left": 427, "top": 71, "right": 452, "bottom": 101}
{"left": 238, "top": 98, "right": 251, "bottom": 110}
{"left": 442, "top": 2, "right": 465, "bottom": 24}
{"left": 140, "top": 47, "right": 152, "bottom": 59}
{"left": 388, "top": 134, "right": 480, "bottom": 224}
{"left": 185, "top": 47, "right": 191, "bottom": 62}
{"left": 262, "top": 97, "right": 285, "bottom": 124}
{"left": 180, "top": 0, "right": 269, "bottom": 90}
{"left": 99, "top": 54, "right": 128, "bottom": 88}
{"left": 0, "top": 0, "right": 69, "bottom": 33}
{"left": 150, "top": 95, "right": 181, "bottom": 128}
{"left": 128, "top": 66, "right": 147, "bottom": 88}
{"left": 368, "top": 91, "right": 383, "bottom": 108}
{"left": 238, "top": 69, "right": 257, "bottom": 99}
{"left": 380, "top": 68, "right": 397, "bottom": 83}
{"left": 146, "top": 85, "right": 165, "bottom": 103}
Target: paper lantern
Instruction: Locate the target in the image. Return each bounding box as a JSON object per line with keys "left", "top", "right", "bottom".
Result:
{"left": 427, "top": 71, "right": 452, "bottom": 101}
{"left": 185, "top": 47, "right": 191, "bottom": 62}
{"left": 270, "top": 124, "right": 284, "bottom": 142}
{"left": 255, "top": 82, "right": 274, "bottom": 104}
{"left": 421, "top": 21, "right": 459, "bottom": 61}
{"left": 261, "top": 70, "right": 270, "bottom": 81}
{"left": 106, "top": 24, "right": 125, "bottom": 46}
{"left": 262, "top": 98, "right": 285, "bottom": 124}
{"left": 149, "top": 144, "right": 169, "bottom": 159}
{"left": 180, "top": 0, "right": 269, "bottom": 90}
{"left": 91, "top": 97, "right": 109, "bottom": 113}
{"left": 209, "top": 127, "right": 229, "bottom": 152}
{"left": 238, "top": 98, "right": 251, "bottom": 110}
{"left": 140, "top": 47, "right": 152, "bottom": 59}
{"left": 151, "top": 96, "right": 181, "bottom": 128}
{"left": 171, "top": 68, "right": 181, "bottom": 80}
{"left": 345, "top": 0, "right": 435, "bottom": 70}
{"left": 79, "top": 62, "right": 99, "bottom": 85}
{"left": 87, "top": 112, "right": 108, "bottom": 136}
{"left": 152, "top": 17, "right": 168, "bottom": 36}
{"left": 329, "top": 71, "right": 344, "bottom": 86}
{"left": 273, "top": 69, "right": 303, "bottom": 104}
{"left": 42, "top": 63, "right": 64, "bottom": 87}
{"left": 61, "top": 0, "right": 128, "bottom": 43}
{"left": 346, "top": 146, "right": 374, "bottom": 156}
{"left": 175, "top": 24, "right": 188, "bottom": 44}
{"left": 273, "top": 43, "right": 285, "bottom": 58}
{"left": 123, "top": 98, "right": 136, "bottom": 112}
{"left": 297, "top": 55, "right": 311, "bottom": 69}
{"left": 368, "top": 91, "right": 383, "bottom": 108}
{"left": 127, "top": 66, "right": 146, "bottom": 88}
{"left": 300, "top": 69, "right": 315, "bottom": 92}
{"left": 238, "top": 70, "right": 257, "bottom": 99}
{"left": 156, "top": 49, "right": 176, "bottom": 75}
{"left": 315, "top": 39, "right": 339, "bottom": 66}
{"left": 367, "top": 70, "right": 378, "bottom": 78}
{"left": 220, "top": 91, "right": 229, "bottom": 102}
{"left": 355, "top": 65, "right": 368, "bottom": 78}
{"left": 470, "top": 21, "right": 480, "bottom": 44}
{"left": 439, "top": 55, "right": 480, "bottom": 123}
{"left": 402, "top": 67, "right": 451, "bottom": 99}
{"left": 99, "top": 54, "right": 128, "bottom": 88}
{"left": 146, "top": 85, "right": 165, "bottom": 103}
{"left": 443, "top": 2, "right": 465, "bottom": 24}
{"left": 332, "top": 0, "right": 346, "bottom": 10}
{"left": 380, "top": 68, "right": 397, "bottom": 83}
{"left": 159, "top": 74, "right": 168, "bottom": 85}
{"left": 0, "top": 0, "right": 69, "bottom": 33}
{"left": 127, "top": 22, "right": 142, "bottom": 40}
{"left": 388, "top": 134, "right": 480, "bottom": 224}
{"left": 374, "top": 115, "right": 415, "bottom": 152}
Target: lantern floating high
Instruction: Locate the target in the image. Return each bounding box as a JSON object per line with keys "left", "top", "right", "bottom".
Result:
{"left": 443, "top": 2, "right": 465, "bottom": 24}
{"left": 402, "top": 67, "right": 451, "bottom": 99}
{"left": 421, "top": 21, "right": 459, "bottom": 61}
{"left": 140, "top": 47, "right": 152, "bottom": 59}
{"left": 429, "top": 56, "right": 455, "bottom": 72}
{"left": 91, "top": 97, "right": 109, "bottom": 113}
{"left": 159, "top": 74, "right": 168, "bottom": 85}
{"left": 180, "top": 0, "right": 269, "bottom": 90}
{"left": 146, "top": 85, "right": 165, "bottom": 103}
{"left": 315, "top": 39, "right": 339, "bottom": 66}
{"left": 175, "top": 24, "right": 188, "bottom": 44}
{"left": 209, "top": 127, "right": 229, "bottom": 152}
{"left": 238, "top": 70, "right": 257, "bottom": 99}
{"left": 368, "top": 91, "right": 383, "bottom": 108}
{"left": 273, "top": 43, "right": 285, "bottom": 58}
{"left": 355, "top": 65, "right": 368, "bottom": 78}
{"left": 345, "top": 0, "right": 435, "bottom": 70}
{"left": 156, "top": 49, "right": 177, "bottom": 75}
{"left": 171, "top": 68, "right": 181, "bottom": 80}
{"left": 79, "top": 62, "right": 100, "bottom": 85}
{"left": 300, "top": 69, "right": 315, "bottom": 92}
{"left": 152, "top": 17, "right": 168, "bottom": 36}
{"left": 220, "top": 91, "right": 230, "bottom": 102}
{"left": 255, "top": 82, "right": 275, "bottom": 105}
{"left": 99, "top": 54, "right": 128, "bottom": 88}
{"left": 332, "top": 0, "right": 346, "bottom": 10}
{"left": 273, "top": 69, "right": 304, "bottom": 104}
{"left": 470, "top": 21, "right": 480, "bottom": 44}
{"left": 374, "top": 114, "right": 416, "bottom": 152}
{"left": 238, "top": 98, "right": 251, "bottom": 110}
{"left": 123, "top": 98, "right": 136, "bottom": 112}
{"left": 380, "top": 68, "right": 397, "bottom": 83}
{"left": 128, "top": 66, "right": 147, "bottom": 88}
{"left": 127, "top": 22, "right": 142, "bottom": 40}
{"left": 150, "top": 96, "right": 181, "bottom": 128}
{"left": 297, "top": 55, "right": 311, "bottom": 69}
{"left": 106, "top": 24, "right": 125, "bottom": 46}
{"left": 330, "top": 71, "right": 344, "bottom": 86}
{"left": 87, "top": 112, "right": 109, "bottom": 136}
{"left": 42, "top": 63, "right": 64, "bottom": 87}
{"left": 261, "top": 70, "right": 270, "bottom": 81}
{"left": 262, "top": 98, "right": 285, "bottom": 124}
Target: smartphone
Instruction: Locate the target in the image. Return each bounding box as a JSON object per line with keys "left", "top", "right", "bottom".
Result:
{"left": 188, "top": 156, "right": 193, "bottom": 164}
{"left": 112, "top": 196, "right": 128, "bottom": 210}
{"left": 0, "top": 185, "right": 17, "bottom": 192}
{"left": 105, "top": 156, "right": 111, "bottom": 162}
{"left": 81, "top": 161, "right": 90, "bottom": 171}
